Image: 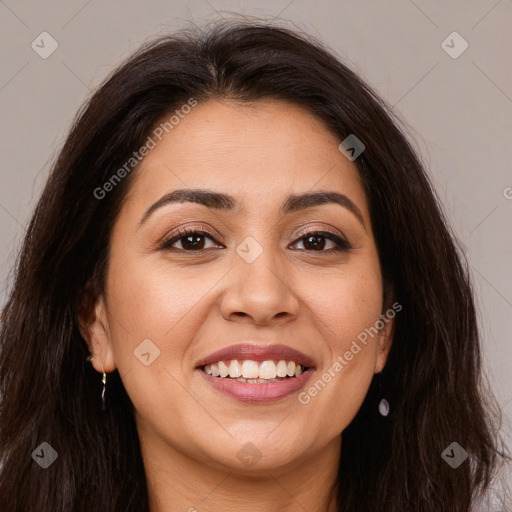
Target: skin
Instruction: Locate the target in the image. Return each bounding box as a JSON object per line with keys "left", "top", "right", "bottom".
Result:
{"left": 81, "top": 99, "right": 394, "bottom": 512}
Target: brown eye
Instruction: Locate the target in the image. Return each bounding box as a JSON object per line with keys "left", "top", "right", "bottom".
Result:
{"left": 291, "top": 231, "right": 352, "bottom": 252}
{"left": 161, "top": 229, "right": 221, "bottom": 251}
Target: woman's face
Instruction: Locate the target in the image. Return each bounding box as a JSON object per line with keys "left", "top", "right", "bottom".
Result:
{"left": 85, "top": 99, "right": 394, "bottom": 473}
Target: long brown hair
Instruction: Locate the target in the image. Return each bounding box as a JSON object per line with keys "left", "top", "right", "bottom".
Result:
{"left": 1, "top": 19, "right": 509, "bottom": 511}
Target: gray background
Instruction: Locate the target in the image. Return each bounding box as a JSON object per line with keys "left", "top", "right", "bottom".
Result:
{"left": 1, "top": 0, "right": 511, "bottom": 489}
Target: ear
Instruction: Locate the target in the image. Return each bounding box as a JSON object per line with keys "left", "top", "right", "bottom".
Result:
{"left": 78, "top": 294, "right": 117, "bottom": 373}
{"left": 374, "top": 312, "right": 395, "bottom": 374}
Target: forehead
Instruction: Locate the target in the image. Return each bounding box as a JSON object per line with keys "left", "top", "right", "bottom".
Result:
{"left": 122, "top": 99, "right": 369, "bottom": 220}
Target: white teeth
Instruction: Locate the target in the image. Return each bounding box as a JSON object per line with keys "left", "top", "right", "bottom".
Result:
{"left": 234, "top": 377, "right": 282, "bottom": 384}
{"left": 218, "top": 361, "right": 229, "bottom": 377}
{"left": 202, "top": 359, "right": 308, "bottom": 380}
{"left": 241, "top": 360, "right": 260, "bottom": 379}
{"left": 210, "top": 363, "right": 220, "bottom": 377}
{"left": 276, "top": 360, "right": 288, "bottom": 377}
{"left": 228, "top": 360, "right": 242, "bottom": 378}
{"left": 259, "top": 360, "right": 277, "bottom": 379}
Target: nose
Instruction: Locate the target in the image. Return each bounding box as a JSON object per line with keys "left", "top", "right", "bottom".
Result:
{"left": 219, "top": 244, "right": 300, "bottom": 326}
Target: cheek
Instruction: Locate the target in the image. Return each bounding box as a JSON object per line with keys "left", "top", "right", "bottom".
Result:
{"left": 106, "top": 250, "right": 206, "bottom": 334}
{"left": 296, "top": 252, "right": 383, "bottom": 431}
{"left": 102, "top": 252, "right": 213, "bottom": 425}
{"left": 103, "top": 246, "right": 228, "bottom": 378}
{"left": 311, "top": 252, "right": 384, "bottom": 354}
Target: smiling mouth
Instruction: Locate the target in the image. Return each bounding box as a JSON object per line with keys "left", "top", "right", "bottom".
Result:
{"left": 200, "top": 359, "right": 309, "bottom": 383}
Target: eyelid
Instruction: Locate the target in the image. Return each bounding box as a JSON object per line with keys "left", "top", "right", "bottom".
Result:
{"left": 291, "top": 230, "right": 352, "bottom": 252}
{"left": 294, "top": 224, "right": 347, "bottom": 241}
{"left": 161, "top": 224, "right": 346, "bottom": 244}
{"left": 159, "top": 225, "right": 222, "bottom": 249}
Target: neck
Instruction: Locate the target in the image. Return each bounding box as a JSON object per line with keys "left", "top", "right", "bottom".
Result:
{"left": 138, "top": 423, "right": 341, "bottom": 512}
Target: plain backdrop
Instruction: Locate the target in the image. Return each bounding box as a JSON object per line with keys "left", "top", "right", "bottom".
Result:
{"left": 1, "top": 0, "right": 511, "bottom": 491}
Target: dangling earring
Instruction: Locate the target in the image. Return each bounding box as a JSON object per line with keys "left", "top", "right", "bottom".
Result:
{"left": 378, "top": 398, "right": 390, "bottom": 416}
{"left": 86, "top": 355, "right": 107, "bottom": 411}
{"left": 101, "top": 363, "right": 106, "bottom": 411}
{"left": 378, "top": 372, "right": 390, "bottom": 417}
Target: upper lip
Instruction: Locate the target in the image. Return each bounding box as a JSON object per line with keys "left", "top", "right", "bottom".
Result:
{"left": 196, "top": 343, "right": 317, "bottom": 369}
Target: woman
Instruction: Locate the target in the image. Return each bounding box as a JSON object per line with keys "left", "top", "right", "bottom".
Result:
{"left": 0, "top": 19, "right": 509, "bottom": 512}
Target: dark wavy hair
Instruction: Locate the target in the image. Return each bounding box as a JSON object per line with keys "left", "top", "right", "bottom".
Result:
{"left": 0, "top": 18, "right": 509, "bottom": 512}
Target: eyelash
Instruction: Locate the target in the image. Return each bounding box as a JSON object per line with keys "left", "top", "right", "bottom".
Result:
{"left": 160, "top": 227, "right": 352, "bottom": 253}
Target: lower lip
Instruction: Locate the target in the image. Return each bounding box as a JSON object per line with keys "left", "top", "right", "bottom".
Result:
{"left": 197, "top": 368, "right": 315, "bottom": 403}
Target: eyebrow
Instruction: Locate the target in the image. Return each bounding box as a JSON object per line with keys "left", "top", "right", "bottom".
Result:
{"left": 138, "top": 188, "right": 366, "bottom": 229}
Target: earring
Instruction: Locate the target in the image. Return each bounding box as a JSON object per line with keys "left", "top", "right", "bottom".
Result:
{"left": 101, "top": 363, "right": 106, "bottom": 411}
{"left": 86, "top": 355, "right": 107, "bottom": 411}
{"left": 378, "top": 398, "right": 390, "bottom": 416}
{"left": 378, "top": 372, "right": 390, "bottom": 417}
